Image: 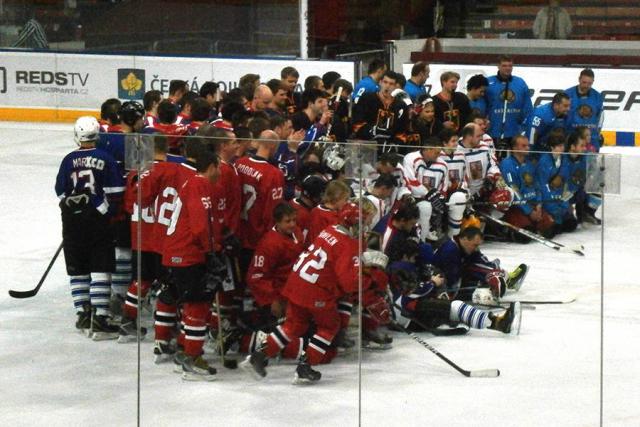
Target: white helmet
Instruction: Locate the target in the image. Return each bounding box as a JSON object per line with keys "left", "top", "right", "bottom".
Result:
{"left": 74, "top": 116, "right": 100, "bottom": 145}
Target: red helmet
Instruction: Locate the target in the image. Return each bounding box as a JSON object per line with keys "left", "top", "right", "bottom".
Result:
{"left": 339, "top": 202, "right": 360, "bottom": 228}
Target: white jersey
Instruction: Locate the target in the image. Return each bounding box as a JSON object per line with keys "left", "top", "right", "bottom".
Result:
{"left": 365, "top": 192, "right": 389, "bottom": 231}
{"left": 403, "top": 150, "right": 448, "bottom": 195}
{"left": 387, "top": 163, "right": 428, "bottom": 203}
{"left": 440, "top": 148, "right": 467, "bottom": 195}
{"left": 457, "top": 140, "right": 501, "bottom": 196}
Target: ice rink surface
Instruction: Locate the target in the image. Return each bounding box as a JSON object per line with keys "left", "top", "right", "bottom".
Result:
{"left": 0, "top": 122, "right": 638, "bottom": 427}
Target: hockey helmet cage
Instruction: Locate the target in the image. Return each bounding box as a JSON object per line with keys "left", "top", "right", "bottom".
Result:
{"left": 119, "top": 101, "right": 145, "bottom": 127}
{"left": 322, "top": 144, "right": 346, "bottom": 172}
{"left": 74, "top": 116, "right": 100, "bottom": 145}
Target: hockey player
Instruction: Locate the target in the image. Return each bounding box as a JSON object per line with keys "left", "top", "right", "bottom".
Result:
{"left": 290, "top": 174, "right": 327, "bottom": 241}
{"left": 246, "top": 203, "right": 305, "bottom": 318}
{"left": 352, "top": 59, "right": 387, "bottom": 100}
{"left": 168, "top": 79, "right": 188, "bottom": 104}
{"left": 526, "top": 92, "right": 571, "bottom": 154}
{"left": 241, "top": 200, "right": 380, "bottom": 384}
{"left": 389, "top": 239, "right": 521, "bottom": 335}
{"left": 411, "top": 96, "right": 443, "bottom": 144}
{"left": 152, "top": 100, "right": 188, "bottom": 154}
{"left": 565, "top": 69, "right": 604, "bottom": 151}
{"left": 235, "top": 130, "right": 285, "bottom": 272}
{"left": 500, "top": 135, "right": 554, "bottom": 238}
{"left": 161, "top": 149, "right": 221, "bottom": 380}
{"left": 281, "top": 67, "right": 301, "bottom": 115}
{"left": 55, "top": 116, "right": 125, "bottom": 339}
{"left": 439, "top": 128, "right": 467, "bottom": 236}
{"left": 564, "top": 130, "right": 601, "bottom": 225}
{"left": 98, "top": 98, "right": 121, "bottom": 133}
{"left": 307, "top": 179, "right": 351, "bottom": 244}
{"left": 433, "top": 226, "right": 527, "bottom": 301}
{"left": 365, "top": 173, "right": 396, "bottom": 230}
{"left": 466, "top": 74, "right": 489, "bottom": 118}
{"left": 485, "top": 55, "right": 534, "bottom": 158}
{"left": 432, "top": 71, "right": 471, "bottom": 133}
{"left": 291, "top": 88, "right": 332, "bottom": 143}
{"left": 404, "top": 62, "right": 429, "bottom": 102}
{"left": 143, "top": 90, "right": 162, "bottom": 128}
{"left": 352, "top": 71, "right": 410, "bottom": 152}
{"left": 403, "top": 138, "right": 449, "bottom": 243}
{"left": 535, "top": 134, "right": 577, "bottom": 235}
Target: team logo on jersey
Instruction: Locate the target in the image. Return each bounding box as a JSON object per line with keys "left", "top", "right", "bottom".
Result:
{"left": 578, "top": 104, "right": 593, "bottom": 119}
{"left": 449, "top": 170, "right": 461, "bottom": 189}
{"left": 500, "top": 89, "right": 516, "bottom": 103}
{"left": 469, "top": 160, "right": 483, "bottom": 180}
{"left": 523, "top": 172, "right": 534, "bottom": 187}
{"left": 423, "top": 176, "right": 436, "bottom": 189}
{"left": 376, "top": 109, "right": 395, "bottom": 130}
{"left": 118, "top": 68, "right": 145, "bottom": 100}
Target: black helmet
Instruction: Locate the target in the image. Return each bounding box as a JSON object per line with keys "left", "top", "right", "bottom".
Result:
{"left": 300, "top": 175, "right": 327, "bottom": 203}
{"left": 119, "top": 101, "right": 144, "bottom": 127}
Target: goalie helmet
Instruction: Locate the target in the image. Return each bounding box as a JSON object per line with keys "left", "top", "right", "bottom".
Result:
{"left": 119, "top": 101, "right": 145, "bottom": 127}
{"left": 472, "top": 287, "right": 498, "bottom": 306}
{"left": 74, "top": 116, "right": 100, "bottom": 145}
{"left": 339, "top": 198, "right": 377, "bottom": 237}
{"left": 322, "top": 144, "right": 346, "bottom": 172}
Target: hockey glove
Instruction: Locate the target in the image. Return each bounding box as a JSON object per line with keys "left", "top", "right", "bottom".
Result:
{"left": 365, "top": 298, "right": 392, "bottom": 325}
{"left": 362, "top": 250, "right": 389, "bottom": 269}
{"left": 426, "top": 189, "right": 446, "bottom": 215}
{"left": 485, "top": 270, "right": 507, "bottom": 298}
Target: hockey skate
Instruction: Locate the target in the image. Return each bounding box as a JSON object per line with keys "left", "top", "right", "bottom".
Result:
{"left": 293, "top": 356, "right": 321, "bottom": 385}
{"left": 362, "top": 329, "right": 393, "bottom": 350}
{"left": 117, "top": 319, "right": 147, "bottom": 343}
{"left": 489, "top": 302, "right": 522, "bottom": 336}
{"left": 333, "top": 328, "right": 356, "bottom": 353}
{"left": 153, "top": 340, "right": 176, "bottom": 364}
{"left": 90, "top": 312, "right": 120, "bottom": 341}
{"left": 506, "top": 264, "right": 528, "bottom": 292}
{"left": 75, "top": 304, "right": 91, "bottom": 331}
{"left": 240, "top": 351, "right": 268, "bottom": 380}
{"left": 180, "top": 355, "right": 217, "bottom": 381}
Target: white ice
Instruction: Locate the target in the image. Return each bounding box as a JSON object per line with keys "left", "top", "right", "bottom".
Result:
{"left": 0, "top": 122, "right": 638, "bottom": 427}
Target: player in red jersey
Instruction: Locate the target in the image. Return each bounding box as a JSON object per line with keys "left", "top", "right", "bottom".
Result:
{"left": 186, "top": 98, "right": 212, "bottom": 135}
{"left": 247, "top": 203, "right": 304, "bottom": 316}
{"left": 153, "top": 100, "right": 188, "bottom": 154}
{"left": 289, "top": 175, "right": 327, "bottom": 241}
{"left": 160, "top": 148, "right": 222, "bottom": 381}
{"left": 241, "top": 199, "right": 383, "bottom": 384}
{"left": 143, "top": 90, "right": 162, "bottom": 128}
{"left": 234, "top": 130, "right": 285, "bottom": 267}
{"left": 306, "top": 179, "right": 351, "bottom": 244}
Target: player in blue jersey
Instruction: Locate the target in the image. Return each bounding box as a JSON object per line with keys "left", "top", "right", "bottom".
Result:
{"left": 500, "top": 135, "right": 554, "bottom": 239}
{"left": 466, "top": 74, "right": 489, "bottom": 118}
{"left": 55, "top": 116, "right": 125, "bottom": 340}
{"left": 526, "top": 92, "right": 571, "bottom": 154}
{"left": 564, "top": 130, "right": 601, "bottom": 225}
{"left": 485, "top": 56, "right": 534, "bottom": 159}
{"left": 352, "top": 58, "right": 387, "bottom": 101}
{"left": 565, "top": 68, "right": 604, "bottom": 152}
{"left": 534, "top": 133, "right": 578, "bottom": 235}
{"left": 404, "top": 61, "right": 429, "bottom": 102}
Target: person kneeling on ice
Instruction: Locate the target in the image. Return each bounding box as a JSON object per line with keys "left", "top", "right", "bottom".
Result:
{"left": 241, "top": 199, "right": 384, "bottom": 384}
{"left": 388, "top": 239, "right": 522, "bottom": 335}
{"left": 433, "top": 225, "right": 528, "bottom": 302}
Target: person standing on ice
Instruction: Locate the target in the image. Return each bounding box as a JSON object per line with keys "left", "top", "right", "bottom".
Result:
{"left": 55, "top": 116, "right": 124, "bottom": 340}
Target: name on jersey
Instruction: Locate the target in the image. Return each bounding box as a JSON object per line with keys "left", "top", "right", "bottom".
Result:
{"left": 72, "top": 156, "right": 105, "bottom": 170}
{"left": 318, "top": 230, "right": 338, "bottom": 246}
{"left": 236, "top": 163, "right": 263, "bottom": 181}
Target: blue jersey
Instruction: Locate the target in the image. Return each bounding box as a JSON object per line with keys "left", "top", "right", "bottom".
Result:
{"left": 97, "top": 129, "right": 126, "bottom": 171}
{"left": 404, "top": 79, "right": 426, "bottom": 102}
{"left": 535, "top": 153, "right": 570, "bottom": 223}
{"left": 563, "top": 153, "right": 587, "bottom": 196}
{"left": 485, "top": 74, "right": 533, "bottom": 139}
{"left": 525, "top": 103, "right": 565, "bottom": 153}
{"left": 275, "top": 142, "right": 298, "bottom": 200}
{"left": 565, "top": 85, "right": 604, "bottom": 147}
{"left": 352, "top": 76, "right": 379, "bottom": 101}
{"left": 469, "top": 96, "right": 488, "bottom": 117}
{"left": 432, "top": 238, "right": 464, "bottom": 295}
{"left": 500, "top": 155, "right": 540, "bottom": 216}
{"left": 55, "top": 147, "right": 125, "bottom": 216}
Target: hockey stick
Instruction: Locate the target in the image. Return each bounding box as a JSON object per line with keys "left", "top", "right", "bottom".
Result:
{"left": 477, "top": 212, "right": 585, "bottom": 256}
{"left": 8, "top": 242, "right": 63, "bottom": 298}
{"left": 215, "top": 291, "right": 238, "bottom": 369}
{"left": 391, "top": 319, "right": 499, "bottom": 378}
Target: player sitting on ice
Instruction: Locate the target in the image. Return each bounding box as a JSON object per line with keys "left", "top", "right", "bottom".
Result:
{"left": 535, "top": 132, "right": 578, "bottom": 236}
{"left": 433, "top": 225, "right": 528, "bottom": 303}
{"left": 402, "top": 137, "right": 449, "bottom": 244}
{"left": 438, "top": 128, "right": 468, "bottom": 237}
{"left": 563, "top": 129, "right": 601, "bottom": 225}
{"left": 241, "top": 199, "right": 386, "bottom": 384}
{"left": 387, "top": 239, "right": 522, "bottom": 335}
{"left": 499, "top": 135, "right": 555, "bottom": 240}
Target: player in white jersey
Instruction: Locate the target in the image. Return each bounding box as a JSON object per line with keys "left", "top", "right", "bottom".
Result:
{"left": 458, "top": 123, "right": 513, "bottom": 217}
{"left": 471, "top": 111, "right": 498, "bottom": 160}
{"left": 375, "top": 152, "right": 427, "bottom": 207}
{"left": 402, "top": 137, "right": 449, "bottom": 242}
{"left": 438, "top": 128, "right": 468, "bottom": 236}
{"left": 364, "top": 173, "right": 396, "bottom": 231}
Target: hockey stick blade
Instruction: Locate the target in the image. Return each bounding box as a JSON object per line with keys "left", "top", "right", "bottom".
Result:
{"left": 469, "top": 369, "right": 500, "bottom": 378}
{"left": 8, "top": 242, "right": 63, "bottom": 299}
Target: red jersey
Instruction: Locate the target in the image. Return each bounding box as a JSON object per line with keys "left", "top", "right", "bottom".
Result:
{"left": 162, "top": 174, "right": 216, "bottom": 267}
{"left": 212, "top": 160, "right": 242, "bottom": 235}
{"left": 246, "top": 226, "right": 304, "bottom": 307}
{"left": 289, "top": 198, "right": 313, "bottom": 241}
{"left": 307, "top": 204, "right": 339, "bottom": 245}
{"left": 187, "top": 121, "right": 204, "bottom": 135}
{"left": 125, "top": 168, "right": 156, "bottom": 252}
{"left": 154, "top": 123, "right": 188, "bottom": 153}
{"left": 175, "top": 112, "right": 191, "bottom": 126}
{"left": 282, "top": 225, "right": 359, "bottom": 310}
{"left": 234, "top": 155, "right": 285, "bottom": 249}
{"left": 138, "top": 161, "right": 198, "bottom": 254}
{"left": 144, "top": 113, "right": 157, "bottom": 128}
